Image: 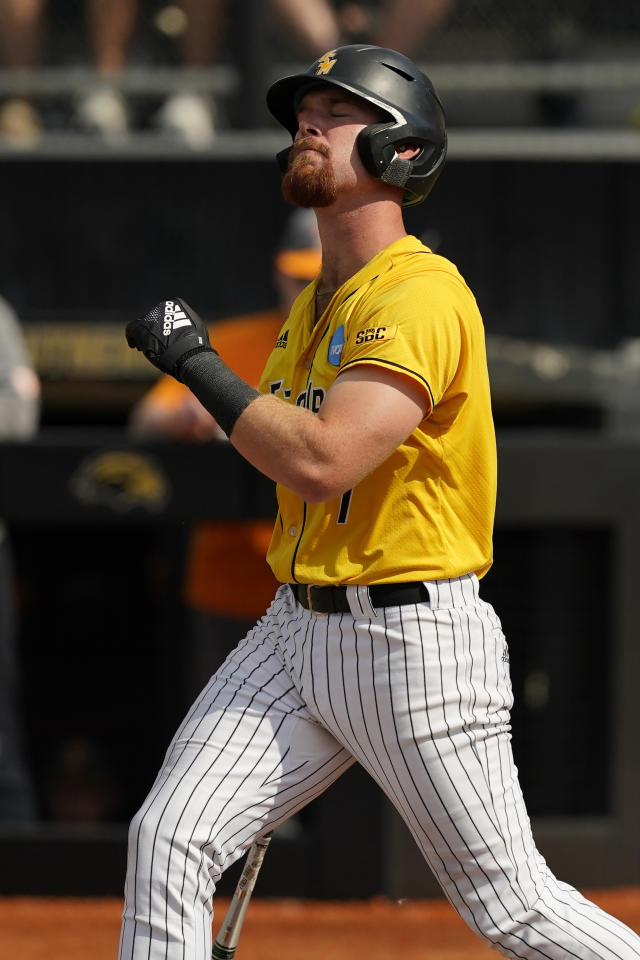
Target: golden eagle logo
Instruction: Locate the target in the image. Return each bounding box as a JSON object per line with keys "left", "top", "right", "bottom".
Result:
{"left": 71, "top": 450, "right": 170, "bottom": 513}
{"left": 315, "top": 50, "right": 337, "bottom": 76}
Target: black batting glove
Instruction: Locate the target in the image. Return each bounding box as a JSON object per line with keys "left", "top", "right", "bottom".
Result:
{"left": 125, "top": 298, "right": 214, "bottom": 381}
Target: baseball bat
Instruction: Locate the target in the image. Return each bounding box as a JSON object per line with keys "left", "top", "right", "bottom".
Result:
{"left": 211, "top": 832, "right": 273, "bottom": 960}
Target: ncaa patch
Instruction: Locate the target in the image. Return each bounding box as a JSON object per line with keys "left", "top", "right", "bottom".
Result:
{"left": 328, "top": 325, "right": 345, "bottom": 366}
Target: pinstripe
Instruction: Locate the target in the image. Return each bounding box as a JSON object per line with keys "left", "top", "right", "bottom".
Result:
{"left": 215, "top": 746, "right": 351, "bottom": 856}
{"left": 354, "top": 606, "right": 513, "bottom": 949}
{"left": 479, "top": 729, "right": 525, "bottom": 904}
{"left": 328, "top": 616, "right": 441, "bottom": 860}
{"left": 126, "top": 634, "right": 275, "bottom": 954}
{"left": 213, "top": 751, "right": 354, "bottom": 873}
{"left": 166, "top": 658, "right": 291, "bottom": 958}
{"left": 438, "top": 605, "right": 564, "bottom": 956}
{"left": 446, "top": 609, "right": 588, "bottom": 958}
{"left": 180, "top": 703, "right": 337, "bottom": 945}
{"left": 376, "top": 600, "right": 624, "bottom": 960}
{"left": 534, "top": 886, "right": 623, "bottom": 960}
{"left": 289, "top": 613, "right": 307, "bottom": 677}
{"left": 430, "top": 602, "right": 529, "bottom": 948}
{"left": 199, "top": 748, "right": 354, "bottom": 910}
{"left": 481, "top": 616, "right": 540, "bottom": 901}
{"left": 321, "top": 615, "right": 343, "bottom": 733}
{"left": 179, "top": 705, "right": 296, "bottom": 950}
{"left": 538, "top": 898, "right": 618, "bottom": 960}
{"left": 307, "top": 614, "right": 323, "bottom": 719}
{"left": 199, "top": 746, "right": 352, "bottom": 903}
{"left": 397, "top": 603, "right": 512, "bottom": 949}
{"left": 119, "top": 581, "right": 640, "bottom": 960}
{"left": 153, "top": 651, "right": 285, "bottom": 874}
{"left": 566, "top": 893, "right": 640, "bottom": 947}
{"left": 337, "top": 614, "right": 363, "bottom": 753}
{"left": 414, "top": 607, "right": 561, "bottom": 960}
{"left": 540, "top": 879, "right": 639, "bottom": 954}
{"left": 360, "top": 618, "right": 432, "bottom": 838}
{"left": 399, "top": 606, "right": 555, "bottom": 957}
{"left": 462, "top": 607, "right": 479, "bottom": 731}
{"left": 446, "top": 606, "right": 529, "bottom": 882}
{"left": 260, "top": 747, "right": 291, "bottom": 787}
{"left": 347, "top": 618, "right": 414, "bottom": 813}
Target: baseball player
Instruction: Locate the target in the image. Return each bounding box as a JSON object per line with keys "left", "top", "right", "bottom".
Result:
{"left": 121, "top": 45, "right": 640, "bottom": 960}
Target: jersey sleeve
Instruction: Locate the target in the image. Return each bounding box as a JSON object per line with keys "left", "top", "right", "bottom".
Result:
{"left": 338, "top": 271, "right": 464, "bottom": 414}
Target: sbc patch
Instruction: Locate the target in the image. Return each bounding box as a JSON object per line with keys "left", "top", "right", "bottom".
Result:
{"left": 354, "top": 324, "right": 397, "bottom": 346}
{"left": 328, "top": 325, "right": 345, "bottom": 366}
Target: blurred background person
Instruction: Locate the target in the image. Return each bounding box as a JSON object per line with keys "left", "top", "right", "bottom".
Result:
{"left": 157, "top": 0, "right": 456, "bottom": 144}
{"left": 128, "top": 208, "right": 322, "bottom": 709}
{"left": 301, "top": 0, "right": 457, "bottom": 59}
{"left": 0, "top": 0, "right": 455, "bottom": 146}
{"left": 74, "top": 0, "right": 138, "bottom": 138}
{"left": 0, "top": 0, "right": 138, "bottom": 143}
{"left": 154, "top": 0, "right": 340, "bottom": 144}
{"left": 0, "top": 0, "right": 46, "bottom": 143}
{"left": 0, "top": 295, "right": 40, "bottom": 821}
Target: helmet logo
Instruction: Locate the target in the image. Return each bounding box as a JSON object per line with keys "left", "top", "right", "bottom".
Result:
{"left": 315, "top": 50, "right": 337, "bottom": 76}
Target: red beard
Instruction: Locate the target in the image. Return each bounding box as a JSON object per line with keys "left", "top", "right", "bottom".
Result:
{"left": 281, "top": 137, "right": 338, "bottom": 208}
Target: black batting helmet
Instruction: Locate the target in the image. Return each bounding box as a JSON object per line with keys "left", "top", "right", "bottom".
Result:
{"left": 266, "top": 44, "right": 447, "bottom": 208}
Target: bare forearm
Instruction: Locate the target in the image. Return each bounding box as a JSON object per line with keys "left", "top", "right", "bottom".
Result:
{"left": 229, "top": 367, "right": 426, "bottom": 504}
{"left": 123, "top": 301, "right": 373, "bottom": 495}
{"left": 229, "top": 393, "right": 344, "bottom": 503}
{"left": 165, "top": 339, "right": 425, "bottom": 505}
{"left": 178, "top": 350, "right": 334, "bottom": 498}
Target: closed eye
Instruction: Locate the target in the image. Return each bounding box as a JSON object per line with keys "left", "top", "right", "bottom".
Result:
{"left": 328, "top": 98, "right": 355, "bottom": 116}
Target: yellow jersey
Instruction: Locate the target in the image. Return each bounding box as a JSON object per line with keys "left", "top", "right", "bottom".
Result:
{"left": 258, "top": 235, "right": 497, "bottom": 586}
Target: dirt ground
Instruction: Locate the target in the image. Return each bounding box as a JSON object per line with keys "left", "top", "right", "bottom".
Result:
{"left": 1, "top": 888, "right": 639, "bottom": 960}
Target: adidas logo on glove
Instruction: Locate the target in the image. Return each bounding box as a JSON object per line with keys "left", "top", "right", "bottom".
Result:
{"left": 163, "top": 300, "right": 192, "bottom": 337}
{"left": 125, "top": 296, "right": 212, "bottom": 379}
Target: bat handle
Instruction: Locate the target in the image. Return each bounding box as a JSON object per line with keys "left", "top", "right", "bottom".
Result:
{"left": 211, "top": 832, "right": 273, "bottom": 960}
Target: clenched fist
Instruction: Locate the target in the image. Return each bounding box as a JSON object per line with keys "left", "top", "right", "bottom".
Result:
{"left": 125, "top": 298, "right": 213, "bottom": 380}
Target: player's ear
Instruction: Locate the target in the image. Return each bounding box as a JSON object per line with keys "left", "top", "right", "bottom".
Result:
{"left": 395, "top": 143, "right": 422, "bottom": 161}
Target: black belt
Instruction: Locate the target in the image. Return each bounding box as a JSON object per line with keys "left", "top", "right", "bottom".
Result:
{"left": 289, "top": 581, "right": 430, "bottom": 614}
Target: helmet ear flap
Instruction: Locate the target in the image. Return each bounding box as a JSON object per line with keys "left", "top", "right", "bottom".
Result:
{"left": 357, "top": 122, "right": 415, "bottom": 188}
{"left": 356, "top": 122, "right": 395, "bottom": 179}
{"left": 358, "top": 121, "right": 446, "bottom": 206}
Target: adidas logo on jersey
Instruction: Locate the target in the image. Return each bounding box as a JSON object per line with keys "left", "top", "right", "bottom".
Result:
{"left": 275, "top": 330, "right": 289, "bottom": 349}
{"left": 163, "top": 300, "right": 192, "bottom": 337}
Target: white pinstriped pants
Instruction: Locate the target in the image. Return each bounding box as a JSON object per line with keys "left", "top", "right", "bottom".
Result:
{"left": 119, "top": 574, "right": 640, "bottom": 960}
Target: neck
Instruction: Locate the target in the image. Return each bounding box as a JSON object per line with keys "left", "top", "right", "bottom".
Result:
{"left": 314, "top": 196, "right": 408, "bottom": 292}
